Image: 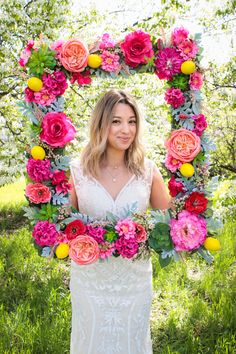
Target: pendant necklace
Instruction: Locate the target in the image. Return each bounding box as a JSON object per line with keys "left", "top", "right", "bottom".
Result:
{"left": 106, "top": 165, "right": 120, "bottom": 183}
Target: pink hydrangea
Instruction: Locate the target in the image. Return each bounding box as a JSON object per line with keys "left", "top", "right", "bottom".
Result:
{"left": 42, "top": 71, "right": 68, "bottom": 96}
{"left": 165, "top": 154, "right": 182, "bottom": 172}
{"left": 99, "top": 241, "right": 115, "bottom": 259}
{"left": 170, "top": 210, "right": 207, "bottom": 251}
{"left": 192, "top": 114, "right": 207, "bottom": 136}
{"left": 33, "top": 221, "right": 59, "bottom": 247}
{"left": 99, "top": 33, "right": 115, "bottom": 49}
{"left": 189, "top": 72, "right": 203, "bottom": 90}
{"left": 26, "top": 158, "right": 52, "bottom": 183}
{"left": 154, "top": 48, "right": 183, "bottom": 80}
{"left": 115, "top": 218, "right": 136, "bottom": 239}
{"left": 171, "top": 27, "right": 189, "bottom": 46}
{"left": 25, "top": 183, "right": 51, "bottom": 204}
{"left": 34, "top": 88, "right": 56, "bottom": 106}
{"left": 164, "top": 87, "right": 185, "bottom": 108}
{"left": 52, "top": 170, "right": 71, "bottom": 194}
{"left": 115, "top": 236, "right": 139, "bottom": 258}
{"left": 178, "top": 39, "right": 199, "bottom": 60}
{"left": 86, "top": 225, "right": 106, "bottom": 244}
{"left": 101, "top": 51, "right": 120, "bottom": 72}
{"left": 168, "top": 176, "right": 185, "bottom": 197}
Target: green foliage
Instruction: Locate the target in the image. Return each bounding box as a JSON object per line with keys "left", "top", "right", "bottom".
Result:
{"left": 167, "top": 74, "right": 189, "bottom": 91}
{"left": 27, "top": 44, "right": 57, "bottom": 76}
{"left": 149, "top": 222, "right": 173, "bottom": 252}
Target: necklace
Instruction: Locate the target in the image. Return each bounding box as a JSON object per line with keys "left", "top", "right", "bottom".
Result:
{"left": 105, "top": 165, "right": 120, "bottom": 183}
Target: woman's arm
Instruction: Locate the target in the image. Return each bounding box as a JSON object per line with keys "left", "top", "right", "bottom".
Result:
{"left": 150, "top": 165, "right": 171, "bottom": 210}
{"left": 69, "top": 175, "right": 79, "bottom": 210}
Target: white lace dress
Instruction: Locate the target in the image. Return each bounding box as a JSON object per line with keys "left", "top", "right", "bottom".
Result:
{"left": 69, "top": 158, "right": 155, "bottom": 354}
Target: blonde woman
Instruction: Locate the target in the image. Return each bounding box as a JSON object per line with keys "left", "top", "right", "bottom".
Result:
{"left": 69, "top": 89, "right": 170, "bottom": 354}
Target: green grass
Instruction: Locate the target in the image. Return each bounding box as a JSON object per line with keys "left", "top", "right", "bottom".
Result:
{"left": 0, "top": 181, "right": 235, "bottom": 353}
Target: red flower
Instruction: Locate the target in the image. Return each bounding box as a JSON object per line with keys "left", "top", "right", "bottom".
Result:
{"left": 52, "top": 170, "right": 71, "bottom": 194}
{"left": 70, "top": 70, "right": 92, "bottom": 85}
{"left": 168, "top": 176, "right": 185, "bottom": 197}
{"left": 184, "top": 192, "right": 208, "bottom": 214}
{"left": 121, "top": 30, "right": 154, "bottom": 68}
{"left": 64, "top": 220, "right": 86, "bottom": 241}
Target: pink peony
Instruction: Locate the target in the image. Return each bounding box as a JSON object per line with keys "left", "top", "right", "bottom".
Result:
{"left": 26, "top": 158, "right": 52, "bottom": 182}
{"left": 171, "top": 27, "right": 189, "bottom": 46}
{"left": 52, "top": 170, "right": 71, "bottom": 194}
{"left": 164, "top": 87, "right": 185, "bottom": 108}
{"left": 40, "top": 112, "right": 76, "bottom": 148}
{"left": 42, "top": 71, "right": 68, "bottom": 96}
{"left": 134, "top": 223, "right": 147, "bottom": 243}
{"left": 168, "top": 176, "right": 185, "bottom": 197}
{"left": 154, "top": 48, "right": 183, "bottom": 80}
{"left": 25, "top": 183, "right": 51, "bottom": 204}
{"left": 34, "top": 88, "right": 56, "bottom": 106}
{"left": 101, "top": 51, "right": 120, "bottom": 72}
{"left": 59, "top": 39, "right": 89, "bottom": 72}
{"left": 33, "top": 220, "right": 59, "bottom": 247}
{"left": 170, "top": 210, "right": 207, "bottom": 251}
{"left": 178, "top": 39, "right": 199, "bottom": 60}
{"left": 189, "top": 71, "right": 203, "bottom": 90}
{"left": 115, "top": 236, "right": 139, "bottom": 258}
{"left": 121, "top": 30, "right": 154, "bottom": 68}
{"left": 193, "top": 114, "right": 207, "bottom": 136}
{"left": 165, "top": 154, "right": 182, "bottom": 172}
{"left": 99, "top": 33, "right": 115, "bottom": 49}
{"left": 86, "top": 225, "right": 106, "bottom": 243}
{"left": 99, "top": 241, "right": 115, "bottom": 259}
{"left": 69, "top": 235, "right": 100, "bottom": 265}
{"left": 165, "top": 128, "right": 201, "bottom": 163}
{"left": 115, "top": 218, "right": 136, "bottom": 239}
{"left": 70, "top": 70, "right": 92, "bottom": 85}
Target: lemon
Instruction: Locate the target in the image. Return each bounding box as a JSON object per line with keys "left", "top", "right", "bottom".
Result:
{"left": 55, "top": 243, "right": 70, "bottom": 259}
{"left": 87, "top": 54, "right": 102, "bottom": 68}
{"left": 179, "top": 163, "right": 195, "bottom": 178}
{"left": 204, "top": 237, "right": 221, "bottom": 251}
{"left": 31, "top": 146, "right": 46, "bottom": 160}
{"left": 27, "top": 77, "right": 43, "bottom": 92}
{"left": 181, "top": 60, "right": 196, "bottom": 75}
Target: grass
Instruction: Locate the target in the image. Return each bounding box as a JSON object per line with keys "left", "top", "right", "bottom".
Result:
{"left": 0, "top": 180, "right": 235, "bottom": 353}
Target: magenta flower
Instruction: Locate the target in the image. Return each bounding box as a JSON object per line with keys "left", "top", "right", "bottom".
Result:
{"left": 192, "top": 114, "right": 207, "bottom": 136}
{"left": 115, "top": 218, "right": 136, "bottom": 239}
{"left": 52, "top": 170, "right": 71, "bottom": 194}
{"left": 165, "top": 154, "right": 182, "bottom": 172}
{"left": 101, "top": 51, "right": 120, "bottom": 72}
{"left": 189, "top": 72, "right": 203, "bottom": 90}
{"left": 178, "top": 39, "right": 199, "bottom": 60}
{"left": 99, "top": 33, "right": 115, "bottom": 49}
{"left": 154, "top": 48, "right": 183, "bottom": 80}
{"left": 34, "top": 88, "right": 56, "bottom": 106}
{"left": 33, "top": 221, "right": 59, "bottom": 247}
{"left": 164, "top": 87, "right": 185, "bottom": 108}
{"left": 42, "top": 71, "right": 68, "bottom": 96}
{"left": 115, "top": 236, "right": 139, "bottom": 258}
{"left": 171, "top": 27, "right": 189, "bottom": 46}
{"left": 168, "top": 176, "right": 185, "bottom": 197}
{"left": 25, "top": 183, "right": 51, "bottom": 204}
{"left": 86, "top": 225, "right": 106, "bottom": 244}
{"left": 26, "top": 158, "right": 52, "bottom": 183}
{"left": 24, "top": 87, "right": 35, "bottom": 102}
{"left": 170, "top": 210, "right": 207, "bottom": 251}
{"left": 99, "top": 241, "right": 115, "bottom": 259}
{"left": 50, "top": 39, "right": 65, "bottom": 59}
{"left": 70, "top": 70, "right": 92, "bottom": 85}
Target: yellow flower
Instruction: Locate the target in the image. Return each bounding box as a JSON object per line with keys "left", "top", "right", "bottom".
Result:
{"left": 204, "top": 237, "right": 221, "bottom": 251}
{"left": 179, "top": 163, "right": 195, "bottom": 178}
{"left": 181, "top": 60, "right": 196, "bottom": 75}
{"left": 31, "top": 146, "right": 46, "bottom": 160}
{"left": 87, "top": 54, "right": 102, "bottom": 68}
{"left": 27, "top": 77, "right": 43, "bottom": 92}
{"left": 55, "top": 243, "right": 70, "bottom": 259}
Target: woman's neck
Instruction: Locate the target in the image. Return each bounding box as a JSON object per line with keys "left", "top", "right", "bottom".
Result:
{"left": 102, "top": 147, "right": 126, "bottom": 168}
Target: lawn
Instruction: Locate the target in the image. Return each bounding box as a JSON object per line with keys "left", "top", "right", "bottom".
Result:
{"left": 0, "top": 180, "right": 235, "bottom": 353}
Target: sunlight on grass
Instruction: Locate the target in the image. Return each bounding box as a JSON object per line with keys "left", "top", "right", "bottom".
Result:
{"left": 0, "top": 177, "right": 27, "bottom": 208}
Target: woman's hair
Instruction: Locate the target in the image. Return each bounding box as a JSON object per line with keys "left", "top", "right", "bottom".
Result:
{"left": 81, "top": 89, "right": 145, "bottom": 177}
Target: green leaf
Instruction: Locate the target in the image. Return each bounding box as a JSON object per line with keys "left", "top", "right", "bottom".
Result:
{"left": 159, "top": 254, "right": 172, "bottom": 268}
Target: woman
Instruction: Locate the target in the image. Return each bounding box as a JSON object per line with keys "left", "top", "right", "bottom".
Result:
{"left": 69, "top": 89, "right": 170, "bottom": 354}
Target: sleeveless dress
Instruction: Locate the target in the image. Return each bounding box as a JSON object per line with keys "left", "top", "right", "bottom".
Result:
{"left": 69, "top": 158, "right": 155, "bottom": 354}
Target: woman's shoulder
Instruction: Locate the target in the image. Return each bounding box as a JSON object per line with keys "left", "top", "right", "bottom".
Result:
{"left": 144, "top": 157, "right": 158, "bottom": 171}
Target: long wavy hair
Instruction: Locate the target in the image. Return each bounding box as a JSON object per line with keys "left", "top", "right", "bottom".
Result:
{"left": 81, "top": 89, "right": 145, "bottom": 177}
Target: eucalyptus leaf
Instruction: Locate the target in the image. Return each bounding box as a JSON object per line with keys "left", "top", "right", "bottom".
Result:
{"left": 197, "top": 247, "right": 214, "bottom": 264}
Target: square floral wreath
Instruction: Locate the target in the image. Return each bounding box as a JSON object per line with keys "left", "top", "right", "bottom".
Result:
{"left": 18, "top": 28, "right": 221, "bottom": 267}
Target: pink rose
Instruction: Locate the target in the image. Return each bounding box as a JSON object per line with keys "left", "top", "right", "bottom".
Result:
{"left": 134, "top": 223, "right": 147, "bottom": 243}
{"left": 40, "top": 112, "right": 76, "bottom": 148}
{"left": 25, "top": 183, "right": 51, "bottom": 204}
{"left": 59, "top": 39, "right": 89, "bottom": 72}
{"left": 165, "top": 128, "right": 201, "bottom": 162}
{"left": 69, "top": 235, "right": 100, "bottom": 265}
{"left": 121, "top": 30, "right": 154, "bottom": 68}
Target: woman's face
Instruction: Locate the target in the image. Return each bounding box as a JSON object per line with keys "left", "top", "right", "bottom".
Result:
{"left": 107, "top": 103, "right": 137, "bottom": 152}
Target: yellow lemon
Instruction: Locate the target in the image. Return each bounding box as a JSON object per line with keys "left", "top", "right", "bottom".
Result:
{"left": 181, "top": 60, "right": 196, "bottom": 75}
{"left": 179, "top": 163, "right": 195, "bottom": 178}
{"left": 204, "top": 237, "right": 221, "bottom": 251}
{"left": 87, "top": 54, "right": 102, "bottom": 68}
{"left": 31, "top": 146, "right": 46, "bottom": 160}
{"left": 55, "top": 243, "right": 70, "bottom": 259}
{"left": 27, "top": 77, "right": 43, "bottom": 92}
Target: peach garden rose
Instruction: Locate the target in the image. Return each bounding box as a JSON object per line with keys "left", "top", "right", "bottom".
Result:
{"left": 59, "top": 39, "right": 89, "bottom": 72}
{"left": 165, "top": 128, "right": 201, "bottom": 162}
{"left": 69, "top": 235, "right": 100, "bottom": 265}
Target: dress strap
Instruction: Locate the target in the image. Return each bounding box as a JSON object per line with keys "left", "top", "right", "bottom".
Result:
{"left": 143, "top": 158, "right": 155, "bottom": 188}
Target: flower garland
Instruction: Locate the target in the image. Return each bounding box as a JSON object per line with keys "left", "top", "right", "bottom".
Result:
{"left": 19, "top": 27, "right": 221, "bottom": 267}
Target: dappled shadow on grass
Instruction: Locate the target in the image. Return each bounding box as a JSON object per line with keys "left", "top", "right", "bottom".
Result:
{"left": 0, "top": 204, "right": 28, "bottom": 232}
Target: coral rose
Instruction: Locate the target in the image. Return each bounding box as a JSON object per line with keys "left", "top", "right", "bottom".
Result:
{"left": 40, "top": 112, "right": 76, "bottom": 148}
{"left": 121, "top": 30, "right": 154, "bottom": 68}
{"left": 25, "top": 183, "right": 51, "bottom": 204}
{"left": 165, "top": 128, "right": 201, "bottom": 162}
{"left": 59, "top": 39, "right": 89, "bottom": 72}
{"left": 69, "top": 235, "right": 100, "bottom": 265}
